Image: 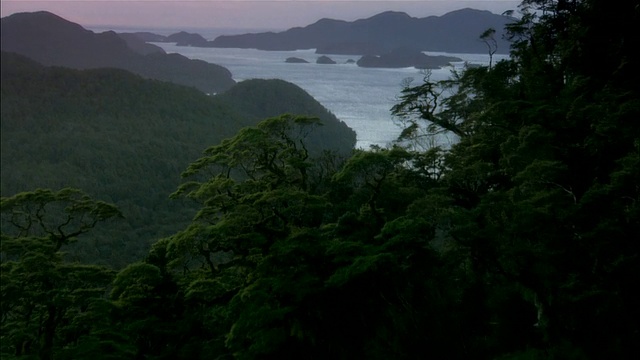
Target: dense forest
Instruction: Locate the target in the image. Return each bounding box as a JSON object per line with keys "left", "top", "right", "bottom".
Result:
{"left": 2, "top": 0, "right": 639, "bottom": 359}
{"left": 0, "top": 52, "right": 355, "bottom": 268}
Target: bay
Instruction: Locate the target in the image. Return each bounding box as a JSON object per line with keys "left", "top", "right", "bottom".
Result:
{"left": 154, "top": 42, "right": 506, "bottom": 149}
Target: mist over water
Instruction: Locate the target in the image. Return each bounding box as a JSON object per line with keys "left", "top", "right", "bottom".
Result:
{"left": 154, "top": 42, "right": 506, "bottom": 149}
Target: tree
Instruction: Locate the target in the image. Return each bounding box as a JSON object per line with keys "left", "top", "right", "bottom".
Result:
{"left": 167, "top": 114, "right": 330, "bottom": 275}
{"left": 159, "top": 113, "right": 461, "bottom": 358}
{"left": 1, "top": 188, "right": 122, "bottom": 359}
{"left": 480, "top": 27, "right": 498, "bottom": 69}
{"left": 390, "top": 0, "right": 640, "bottom": 357}
{"left": 152, "top": 115, "right": 338, "bottom": 357}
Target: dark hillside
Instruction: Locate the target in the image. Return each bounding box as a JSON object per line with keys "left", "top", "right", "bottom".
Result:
{"left": 1, "top": 52, "right": 242, "bottom": 266}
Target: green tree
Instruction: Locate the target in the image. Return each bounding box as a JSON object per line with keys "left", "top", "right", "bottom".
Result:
{"left": 155, "top": 115, "right": 337, "bottom": 357}
{"left": 1, "top": 188, "right": 122, "bottom": 359}
{"left": 160, "top": 114, "right": 455, "bottom": 358}
{"left": 168, "top": 114, "right": 329, "bottom": 274}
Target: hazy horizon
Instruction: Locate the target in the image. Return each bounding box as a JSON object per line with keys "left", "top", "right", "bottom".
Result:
{"left": 1, "top": 1, "right": 520, "bottom": 32}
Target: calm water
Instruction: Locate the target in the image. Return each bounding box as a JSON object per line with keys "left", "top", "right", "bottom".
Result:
{"left": 153, "top": 42, "right": 506, "bottom": 149}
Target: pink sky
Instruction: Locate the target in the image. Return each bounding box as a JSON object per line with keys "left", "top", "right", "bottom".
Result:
{"left": 1, "top": 1, "right": 520, "bottom": 31}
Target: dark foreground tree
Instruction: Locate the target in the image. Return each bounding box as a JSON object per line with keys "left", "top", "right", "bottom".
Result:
{"left": 392, "top": 0, "right": 640, "bottom": 357}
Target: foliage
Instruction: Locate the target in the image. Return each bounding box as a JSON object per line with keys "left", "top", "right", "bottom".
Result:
{"left": 0, "top": 189, "right": 122, "bottom": 359}
{"left": 390, "top": 0, "right": 640, "bottom": 357}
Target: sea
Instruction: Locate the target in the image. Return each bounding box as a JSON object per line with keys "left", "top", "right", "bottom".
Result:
{"left": 90, "top": 26, "right": 508, "bottom": 149}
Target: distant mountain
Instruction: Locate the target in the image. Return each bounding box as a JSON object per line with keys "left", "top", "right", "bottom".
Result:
{"left": 1, "top": 52, "right": 356, "bottom": 267}
{"left": 187, "top": 8, "right": 515, "bottom": 55}
{"left": 0, "top": 11, "right": 235, "bottom": 93}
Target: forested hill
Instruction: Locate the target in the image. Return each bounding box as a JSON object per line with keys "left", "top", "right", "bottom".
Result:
{"left": 216, "top": 79, "right": 356, "bottom": 155}
{"left": 0, "top": 11, "right": 235, "bottom": 94}
{"left": 198, "top": 8, "right": 514, "bottom": 54}
{"left": 0, "top": 51, "right": 356, "bottom": 267}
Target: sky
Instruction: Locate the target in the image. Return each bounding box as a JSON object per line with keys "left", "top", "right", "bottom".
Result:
{"left": 1, "top": 1, "right": 521, "bottom": 32}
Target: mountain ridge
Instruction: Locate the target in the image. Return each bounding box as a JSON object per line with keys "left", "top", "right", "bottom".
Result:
{"left": 160, "top": 8, "right": 515, "bottom": 55}
{"left": 0, "top": 11, "right": 235, "bottom": 93}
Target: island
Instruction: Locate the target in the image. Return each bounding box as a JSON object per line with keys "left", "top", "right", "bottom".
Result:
{"left": 316, "top": 55, "right": 336, "bottom": 64}
{"left": 356, "top": 47, "right": 462, "bottom": 69}
{"left": 285, "top": 57, "right": 309, "bottom": 63}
